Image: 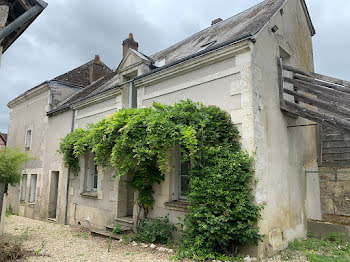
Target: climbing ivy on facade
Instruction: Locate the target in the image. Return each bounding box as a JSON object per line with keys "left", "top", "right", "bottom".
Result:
{"left": 58, "top": 100, "right": 262, "bottom": 259}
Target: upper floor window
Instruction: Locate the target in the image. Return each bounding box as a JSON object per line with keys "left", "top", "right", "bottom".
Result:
{"left": 25, "top": 130, "right": 32, "bottom": 150}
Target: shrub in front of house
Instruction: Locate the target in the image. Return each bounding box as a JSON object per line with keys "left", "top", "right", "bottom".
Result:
{"left": 132, "top": 216, "right": 176, "bottom": 244}
{"left": 59, "top": 100, "right": 262, "bottom": 260}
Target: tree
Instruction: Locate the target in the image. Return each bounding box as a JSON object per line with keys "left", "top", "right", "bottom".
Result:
{"left": 0, "top": 148, "right": 31, "bottom": 221}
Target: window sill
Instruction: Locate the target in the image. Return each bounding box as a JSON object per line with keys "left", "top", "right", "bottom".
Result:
{"left": 80, "top": 191, "right": 98, "bottom": 199}
{"left": 28, "top": 202, "right": 36, "bottom": 206}
{"left": 164, "top": 200, "right": 189, "bottom": 212}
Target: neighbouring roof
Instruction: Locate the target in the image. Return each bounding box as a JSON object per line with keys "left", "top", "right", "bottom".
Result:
{"left": 1, "top": 0, "right": 47, "bottom": 53}
{"left": 0, "top": 133, "right": 7, "bottom": 145}
{"left": 8, "top": 58, "right": 112, "bottom": 108}
{"left": 48, "top": 0, "right": 316, "bottom": 115}
{"left": 151, "top": 0, "right": 315, "bottom": 65}
{"left": 54, "top": 59, "right": 112, "bottom": 87}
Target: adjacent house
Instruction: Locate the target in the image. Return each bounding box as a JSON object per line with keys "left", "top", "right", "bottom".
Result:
{"left": 6, "top": 0, "right": 350, "bottom": 256}
{"left": 0, "top": 0, "right": 47, "bottom": 237}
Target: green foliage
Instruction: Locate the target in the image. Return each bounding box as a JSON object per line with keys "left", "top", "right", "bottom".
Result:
{"left": 0, "top": 148, "right": 31, "bottom": 185}
{"left": 280, "top": 232, "right": 350, "bottom": 261}
{"left": 132, "top": 216, "right": 176, "bottom": 244}
{"left": 58, "top": 100, "right": 262, "bottom": 259}
{"left": 112, "top": 224, "right": 122, "bottom": 235}
{"left": 6, "top": 205, "right": 18, "bottom": 218}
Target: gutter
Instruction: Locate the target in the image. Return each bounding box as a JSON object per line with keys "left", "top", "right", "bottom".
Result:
{"left": 135, "top": 32, "right": 254, "bottom": 81}
{"left": 64, "top": 108, "right": 75, "bottom": 225}
{"left": 0, "top": 0, "right": 48, "bottom": 43}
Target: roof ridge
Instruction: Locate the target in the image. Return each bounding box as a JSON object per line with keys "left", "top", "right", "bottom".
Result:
{"left": 150, "top": 0, "right": 274, "bottom": 59}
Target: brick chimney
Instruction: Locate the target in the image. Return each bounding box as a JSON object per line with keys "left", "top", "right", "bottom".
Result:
{"left": 89, "top": 54, "right": 105, "bottom": 84}
{"left": 122, "top": 33, "right": 139, "bottom": 58}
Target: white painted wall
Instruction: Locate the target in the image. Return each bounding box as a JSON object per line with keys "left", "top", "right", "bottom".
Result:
{"left": 250, "top": 0, "right": 317, "bottom": 254}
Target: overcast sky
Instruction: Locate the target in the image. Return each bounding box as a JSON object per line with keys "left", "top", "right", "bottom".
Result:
{"left": 0, "top": 0, "right": 349, "bottom": 133}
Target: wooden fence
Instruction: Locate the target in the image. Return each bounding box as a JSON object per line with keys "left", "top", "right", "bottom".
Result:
{"left": 277, "top": 59, "right": 350, "bottom": 167}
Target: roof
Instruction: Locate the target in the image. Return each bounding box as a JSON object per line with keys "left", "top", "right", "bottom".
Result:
{"left": 8, "top": 58, "right": 112, "bottom": 108}
{"left": 54, "top": 59, "right": 112, "bottom": 87}
{"left": 151, "top": 0, "right": 315, "bottom": 65}
{"left": 0, "top": 133, "right": 7, "bottom": 144}
{"left": 1, "top": 0, "right": 47, "bottom": 53}
{"left": 49, "top": 0, "right": 316, "bottom": 115}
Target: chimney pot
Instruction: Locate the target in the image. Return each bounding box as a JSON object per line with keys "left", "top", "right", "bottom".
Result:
{"left": 122, "top": 33, "right": 139, "bottom": 58}
{"left": 94, "top": 54, "right": 100, "bottom": 63}
{"left": 211, "top": 18, "right": 223, "bottom": 25}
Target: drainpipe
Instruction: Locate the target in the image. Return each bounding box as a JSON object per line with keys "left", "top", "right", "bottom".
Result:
{"left": 0, "top": 0, "right": 48, "bottom": 42}
{"left": 128, "top": 81, "right": 137, "bottom": 108}
{"left": 64, "top": 108, "right": 75, "bottom": 225}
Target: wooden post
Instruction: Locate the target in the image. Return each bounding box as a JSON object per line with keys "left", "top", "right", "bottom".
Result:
{"left": 277, "top": 57, "right": 285, "bottom": 108}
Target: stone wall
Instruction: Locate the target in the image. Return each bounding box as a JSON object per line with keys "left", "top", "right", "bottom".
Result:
{"left": 319, "top": 168, "right": 350, "bottom": 225}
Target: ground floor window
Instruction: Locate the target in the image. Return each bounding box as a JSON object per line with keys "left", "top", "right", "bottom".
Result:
{"left": 20, "top": 174, "right": 27, "bottom": 201}
{"left": 29, "top": 174, "right": 37, "bottom": 203}
{"left": 84, "top": 153, "right": 98, "bottom": 192}
{"left": 179, "top": 151, "right": 190, "bottom": 200}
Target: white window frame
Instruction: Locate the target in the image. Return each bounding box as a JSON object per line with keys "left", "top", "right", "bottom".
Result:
{"left": 85, "top": 153, "right": 98, "bottom": 193}
{"left": 25, "top": 130, "right": 32, "bottom": 150}
{"left": 29, "top": 174, "right": 37, "bottom": 203}
{"left": 20, "top": 174, "right": 27, "bottom": 202}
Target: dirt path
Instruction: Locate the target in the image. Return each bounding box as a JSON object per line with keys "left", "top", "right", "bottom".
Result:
{"left": 3, "top": 215, "right": 172, "bottom": 262}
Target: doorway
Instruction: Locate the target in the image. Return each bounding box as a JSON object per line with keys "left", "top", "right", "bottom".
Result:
{"left": 48, "top": 171, "right": 59, "bottom": 219}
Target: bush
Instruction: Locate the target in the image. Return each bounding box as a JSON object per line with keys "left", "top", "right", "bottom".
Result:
{"left": 133, "top": 216, "right": 176, "bottom": 244}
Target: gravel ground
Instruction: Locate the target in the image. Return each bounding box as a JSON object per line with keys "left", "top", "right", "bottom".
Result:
{"left": 3, "top": 215, "right": 172, "bottom": 262}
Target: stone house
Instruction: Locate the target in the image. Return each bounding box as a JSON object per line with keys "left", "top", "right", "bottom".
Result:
{"left": 6, "top": 0, "right": 350, "bottom": 256}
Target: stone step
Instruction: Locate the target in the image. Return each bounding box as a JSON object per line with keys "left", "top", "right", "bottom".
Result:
{"left": 105, "top": 224, "right": 133, "bottom": 233}
{"left": 115, "top": 216, "right": 134, "bottom": 229}
{"left": 90, "top": 228, "right": 123, "bottom": 240}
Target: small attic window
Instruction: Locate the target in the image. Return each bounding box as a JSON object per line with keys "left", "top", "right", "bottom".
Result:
{"left": 197, "top": 40, "right": 217, "bottom": 53}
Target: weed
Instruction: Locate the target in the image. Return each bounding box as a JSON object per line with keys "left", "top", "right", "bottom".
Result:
{"left": 5, "top": 205, "right": 18, "bottom": 218}
{"left": 112, "top": 224, "right": 122, "bottom": 235}
{"left": 20, "top": 227, "right": 29, "bottom": 241}
{"left": 72, "top": 232, "right": 89, "bottom": 239}
{"left": 34, "top": 241, "right": 46, "bottom": 256}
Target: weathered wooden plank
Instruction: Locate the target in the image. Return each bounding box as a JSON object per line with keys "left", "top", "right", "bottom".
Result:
{"left": 323, "top": 141, "right": 350, "bottom": 148}
{"left": 283, "top": 77, "right": 350, "bottom": 106}
{"left": 294, "top": 74, "right": 350, "bottom": 95}
{"left": 322, "top": 153, "right": 350, "bottom": 161}
{"left": 277, "top": 58, "right": 285, "bottom": 107}
{"left": 283, "top": 88, "right": 350, "bottom": 118}
{"left": 323, "top": 148, "right": 350, "bottom": 154}
{"left": 282, "top": 64, "right": 350, "bottom": 89}
{"left": 323, "top": 133, "right": 350, "bottom": 142}
{"left": 282, "top": 101, "right": 350, "bottom": 131}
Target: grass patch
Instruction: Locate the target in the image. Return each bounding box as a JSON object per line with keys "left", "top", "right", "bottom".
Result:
{"left": 279, "top": 232, "right": 350, "bottom": 261}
